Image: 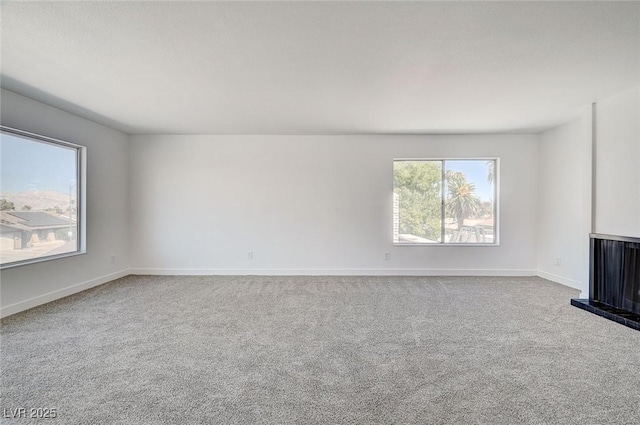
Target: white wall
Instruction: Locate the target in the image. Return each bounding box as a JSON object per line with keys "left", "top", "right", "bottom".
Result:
{"left": 0, "top": 89, "right": 130, "bottom": 317}
{"left": 536, "top": 85, "right": 640, "bottom": 297}
{"left": 2, "top": 84, "right": 636, "bottom": 316}
{"left": 130, "top": 134, "right": 538, "bottom": 275}
{"left": 594, "top": 86, "right": 640, "bottom": 238}
{"left": 537, "top": 107, "right": 592, "bottom": 295}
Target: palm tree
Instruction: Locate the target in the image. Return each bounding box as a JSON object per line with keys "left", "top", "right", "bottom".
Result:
{"left": 445, "top": 171, "right": 481, "bottom": 230}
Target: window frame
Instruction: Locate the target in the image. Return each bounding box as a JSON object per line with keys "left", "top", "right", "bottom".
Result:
{"left": 393, "top": 157, "right": 499, "bottom": 247}
{"left": 0, "top": 126, "right": 87, "bottom": 269}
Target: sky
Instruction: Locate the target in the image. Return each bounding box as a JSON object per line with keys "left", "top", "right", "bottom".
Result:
{"left": 446, "top": 160, "right": 494, "bottom": 201}
{"left": 0, "top": 132, "right": 77, "bottom": 194}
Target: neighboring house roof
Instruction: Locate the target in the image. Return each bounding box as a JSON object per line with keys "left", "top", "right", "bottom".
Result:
{"left": 0, "top": 211, "right": 71, "bottom": 230}
{"left": 0, "top": 224, "right": 18, "bottom": 234}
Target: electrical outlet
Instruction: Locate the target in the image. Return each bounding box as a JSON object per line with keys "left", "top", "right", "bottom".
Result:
{"left": 248, "top": 251, "right": 253, "bottom": 260}
{"left": 555, "top": 257, "right": 561, "bottom": 266}
{"left": 110, "top": 255, "right": 116, "bottom": 264}
{"left": 384, "top": 252, "right": 391, "bottom": 261}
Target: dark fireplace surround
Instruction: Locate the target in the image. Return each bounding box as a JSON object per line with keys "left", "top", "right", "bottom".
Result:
{"left": 571, "top": 233, "right": 640, "bottom": 330}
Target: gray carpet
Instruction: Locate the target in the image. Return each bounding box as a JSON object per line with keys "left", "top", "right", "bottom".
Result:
{"left": 1, "top": 275, "right": 639, "bottom": 424}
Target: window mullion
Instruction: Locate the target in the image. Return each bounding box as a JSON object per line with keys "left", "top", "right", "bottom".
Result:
{"left": 441, "top": 160, "right": 445, "bottom": 244}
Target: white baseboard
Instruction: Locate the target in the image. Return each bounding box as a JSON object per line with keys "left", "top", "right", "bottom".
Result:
{"left": 130, "top": 267, "right": 538, "bottom": 277}
{"left": 537, "top": 270, "right": 584, "bottom": 294}
{"left": 0, "top": 269, "right": 130, "bottom": 318}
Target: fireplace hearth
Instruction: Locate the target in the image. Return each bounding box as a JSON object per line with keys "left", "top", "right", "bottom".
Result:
{"left": 571, "top": 233, "right": 640, "bottom": 331}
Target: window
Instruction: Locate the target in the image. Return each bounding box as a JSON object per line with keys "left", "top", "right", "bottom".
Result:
{"left": 0, "top": 126, "right": 86, "bottom": 268}
{"left": 393, "top": 159, "right": 497, "bottom": 245}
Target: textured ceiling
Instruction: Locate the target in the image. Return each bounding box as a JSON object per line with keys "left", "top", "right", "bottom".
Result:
{"left": 1, "top": 1, "right": 639, "bottom": 135}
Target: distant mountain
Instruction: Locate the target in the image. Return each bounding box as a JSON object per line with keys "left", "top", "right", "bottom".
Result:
{"left": 0, "top": 190, "right": 74, "bottom": 211}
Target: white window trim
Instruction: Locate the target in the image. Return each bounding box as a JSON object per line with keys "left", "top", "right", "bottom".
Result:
{"left": 393, "top": 157, "right": 500, "bottom": 247}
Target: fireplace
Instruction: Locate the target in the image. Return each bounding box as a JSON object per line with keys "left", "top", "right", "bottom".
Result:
{"left": 571, "top": 233, "right": 640, "bottom": 330}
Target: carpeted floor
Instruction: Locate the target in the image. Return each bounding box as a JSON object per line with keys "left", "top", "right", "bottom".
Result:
{"left": 1, "top": 275, "right": 639, "bottom": 424}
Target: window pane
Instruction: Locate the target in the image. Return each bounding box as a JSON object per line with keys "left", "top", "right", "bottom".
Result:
{"left": 393, "top": 160, "right": 442, "bottom": 244}
{"left": 0, "top": 130, "right": 80, "bottom": 267}
{"left": 444, "top": 160, "right": 495, "bottom": 244}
